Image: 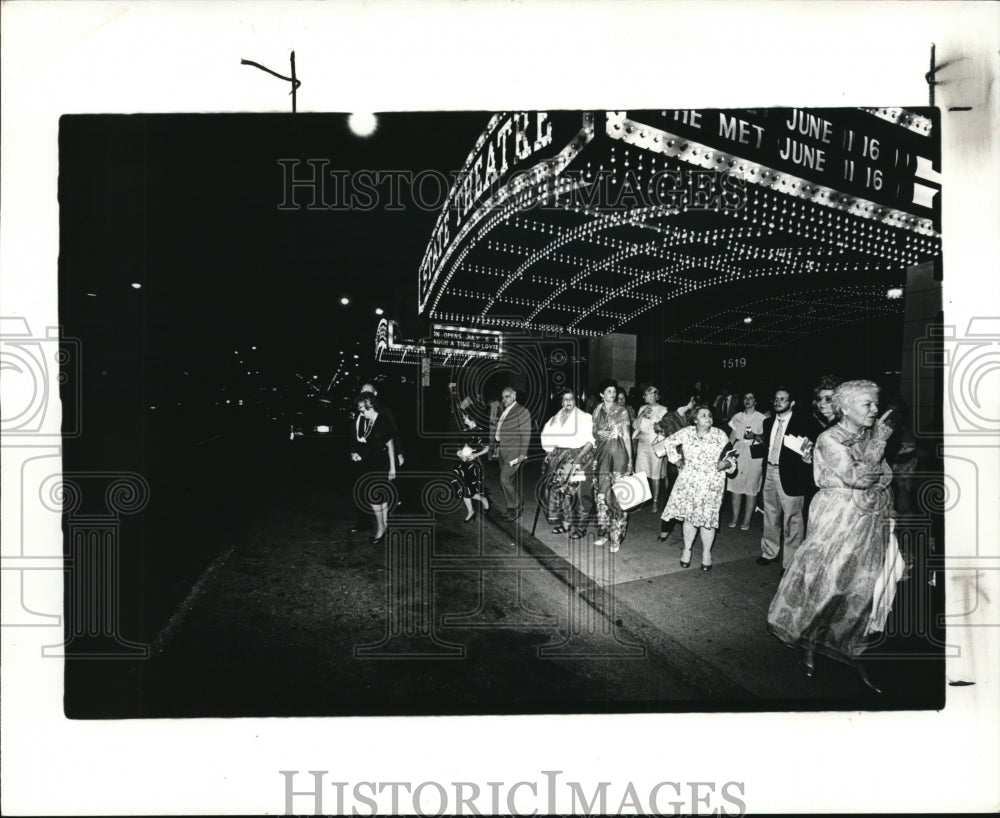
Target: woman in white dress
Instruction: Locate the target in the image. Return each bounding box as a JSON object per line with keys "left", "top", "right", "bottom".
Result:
{"left": 632, "top": 386, "right": 669, "bottom": 512}
{"left": 661, "top": 405, "right": 737, "bottom": 571}
{"left": 725, "top": 392, "right": 767, "bottom": 530}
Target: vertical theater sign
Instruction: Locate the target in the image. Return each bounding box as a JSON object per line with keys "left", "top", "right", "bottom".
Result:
{"left": 417, "top": 109, "right": 941, "bottom": 348}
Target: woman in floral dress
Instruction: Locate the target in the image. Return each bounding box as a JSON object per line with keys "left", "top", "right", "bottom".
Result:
{"left": 660, "top": 405, "right": 737, "bottom": 570}
{"left": 590, "top": 379, "right": 634, "bottom": 552}
{"left": 767, "top": 380, "right": 900, "bottom": 693}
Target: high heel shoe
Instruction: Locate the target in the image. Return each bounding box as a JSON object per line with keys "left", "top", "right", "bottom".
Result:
{"left": 856, "top": 665, "right": 882, "bottom": 694}
{"left": 701, "top": 563, "right": 713, "bottom": 572}
{"left": 372, "top": 531, "right": 386, "bottom": 544}
{"left": 799, "top": 648, "right": 816, "bottom": 679}
{"left": 680, "top": 549, "right": 692, "bottom": 569}
{"left": 656, "top": 533, "right": 669, "bottom": 542}
{"left": 462, "top": 514, "right": 476, "bottom": 524}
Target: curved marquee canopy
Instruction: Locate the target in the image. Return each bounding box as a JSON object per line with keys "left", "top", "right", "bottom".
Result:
{"left": 418, "top": 109, "right": 941, "bottom": 345}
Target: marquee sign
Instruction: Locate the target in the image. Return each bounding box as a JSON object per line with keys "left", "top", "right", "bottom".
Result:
{"left": 375, "top": 318, "right": 503, "bottom": 364}
{"left": 418, "top": 111, "right": 595, "bottom": 314}
{"left": 374, "top": 318, "right": 423, "bottom": 364}
{"left": 418, "top": 108, "right": 942, "bottom": 343}
{"left": 431, "top": 324, "right": 503, "bottom": 359}
{"left": 623, "top": 108, "right": 939, "bottom": 221}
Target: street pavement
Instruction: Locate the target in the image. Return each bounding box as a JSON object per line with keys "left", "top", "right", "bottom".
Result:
{"left": 481, "top": 457, "right": 944, "bottom": 708}
{"left": 86, "top": 442, "right": 944, "bottom": 719}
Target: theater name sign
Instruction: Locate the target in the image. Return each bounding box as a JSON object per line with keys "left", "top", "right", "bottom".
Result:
{"left": 375, "top": 318, "right": 503, "bottom": 364}
{"left": 417, "top": 109, "right": 941, "bottom": 341}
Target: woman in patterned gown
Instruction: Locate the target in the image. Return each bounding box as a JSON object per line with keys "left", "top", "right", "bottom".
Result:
{"left": 767, "top": 380, "right": 901, "bottom": 693}
{"left": 590, "top": 379, "right": 634, "bottom": 552}
{"left": 539, "top": 389, "right": 594, "bottom": 536}
{"left": 660, "top": 405, "right": 737, "bottom": 571}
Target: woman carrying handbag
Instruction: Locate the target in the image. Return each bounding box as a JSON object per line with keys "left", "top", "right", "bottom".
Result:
{"left": 658, "top": 404, "right": 737, "bottom": 570}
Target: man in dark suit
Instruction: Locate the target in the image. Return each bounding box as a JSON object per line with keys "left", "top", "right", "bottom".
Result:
{"left": 490, "top": 386, "right": 533, "bottom": 520}
{"left": 713, "top": 384, "right": 739, "bottom": 431}
{"left": 750, "top": 387, "right": 817, "bottom": 571}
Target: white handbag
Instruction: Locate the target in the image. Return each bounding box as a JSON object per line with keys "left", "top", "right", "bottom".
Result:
{"left": 612, "top": 471, "right": 651, "bottom": 510}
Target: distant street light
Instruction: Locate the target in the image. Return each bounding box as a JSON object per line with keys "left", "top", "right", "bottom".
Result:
{"left": 131, "top": 282, "right": 142, "bottom": 290}
{"left": 375, "top": 307, "right": 384, "bottom": 316}
{"left": 886, "top": 287, "right": 904, "bottom": 299}
{"left": 348, "top": 113, "right": 378, "bottom": 137}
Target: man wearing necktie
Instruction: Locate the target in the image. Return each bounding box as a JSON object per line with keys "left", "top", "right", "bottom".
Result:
{"left": 713, "top": 385, "right": 737, "bottom": 431}
{"left": 749, "top": 387, "right": 818, "bottom": 571}
{"left": 490, "top": 387, "right": 533, "bottom": 520}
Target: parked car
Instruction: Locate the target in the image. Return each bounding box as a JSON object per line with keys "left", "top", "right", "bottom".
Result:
{"left": 288, "top": 396, "right": 352, "bottom": 441}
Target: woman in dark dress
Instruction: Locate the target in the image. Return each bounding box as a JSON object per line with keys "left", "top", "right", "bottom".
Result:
{"left": 446, "top": 382, "right": 492, "bottom": 521}
{"left": 809, "top": 374, "right": 841, "bottom": 435}
{"left": 350, "top": 394, "right": 397, "bottom": 543}
{"left": 803, "top": 374, "right": 841, "bottom": 521}
{"left": 452, "top": 416, "right": 491, "bottom": 522}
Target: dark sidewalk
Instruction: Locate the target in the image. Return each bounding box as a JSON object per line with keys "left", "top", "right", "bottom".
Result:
{"left": 478, "top": 456, "right": 945, "bottom": 708}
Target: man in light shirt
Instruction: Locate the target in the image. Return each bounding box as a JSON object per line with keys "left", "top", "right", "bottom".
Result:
{"left": 490, "top": 387, "right": 533, "bottom": 520}
{"left": 749, "top": 387, "right": 817, "bottom": 572}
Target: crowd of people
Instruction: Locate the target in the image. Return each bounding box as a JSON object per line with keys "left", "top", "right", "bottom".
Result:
{"left": 348, "top": 374, "right": 920, "bottom": 693}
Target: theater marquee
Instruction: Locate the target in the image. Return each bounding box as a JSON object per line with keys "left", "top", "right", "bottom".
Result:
{"left": 417, "top": 109, "right": 941, "bottom": 346}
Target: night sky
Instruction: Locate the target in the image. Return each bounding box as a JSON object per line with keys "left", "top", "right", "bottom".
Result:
{"left": 59, "top": 112, "right": 491, "bottom": 402}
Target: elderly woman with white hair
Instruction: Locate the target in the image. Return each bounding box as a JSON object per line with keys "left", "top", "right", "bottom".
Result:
{"left": 767, "top": 379, "right": 902, "bottom": 693}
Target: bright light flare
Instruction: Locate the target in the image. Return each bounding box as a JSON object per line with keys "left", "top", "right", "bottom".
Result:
{"left": 348, "top": 112, "right": 378, "bottom": 137}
